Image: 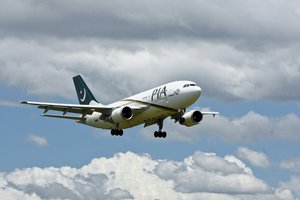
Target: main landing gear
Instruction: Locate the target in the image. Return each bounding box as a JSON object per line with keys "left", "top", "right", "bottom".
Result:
{"left": 154, "top": 119, "right": 167, "bottom": 138}
{"left": 111, "top": 129, "right": 123, "bottom": 136}
{"left": 154, "top": 130, "right": 167, "bottom": 138}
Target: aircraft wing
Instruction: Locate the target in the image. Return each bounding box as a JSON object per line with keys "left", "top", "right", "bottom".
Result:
{"left": 20, "top": 101, "right": 149, "bottom": 117}
{"left": 20, "top": 101, "right": 114, "bottom": 116}
{"left": 201, "top": 111, "right": 220, "bottom": 117}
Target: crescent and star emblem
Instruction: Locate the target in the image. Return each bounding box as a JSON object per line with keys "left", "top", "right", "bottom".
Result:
{"left": 79, "top": 88, "right": 86, "bottom": 102}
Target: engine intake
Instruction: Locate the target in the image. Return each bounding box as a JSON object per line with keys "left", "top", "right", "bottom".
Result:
{"left": 179, "top": 110, "right": 203, "bottom": 127}
{"left": 111, "top": 106, "right": 133, "bottom": 123}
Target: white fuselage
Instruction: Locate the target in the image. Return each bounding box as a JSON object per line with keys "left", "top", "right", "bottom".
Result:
{"left": 85, "top": 81, "right": 201, "bottom": 129}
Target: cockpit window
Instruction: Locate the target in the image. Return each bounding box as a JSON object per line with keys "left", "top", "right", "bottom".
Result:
{"left": 183, "top": 83, "right": 196, "bottom": 88}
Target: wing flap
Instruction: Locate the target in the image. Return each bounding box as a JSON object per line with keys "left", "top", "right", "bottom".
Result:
{"left": 43, "top": 114, "right": 83, "bottom": 120}
{"left": 38, "top": 105, "right": 89, "bottom": 115}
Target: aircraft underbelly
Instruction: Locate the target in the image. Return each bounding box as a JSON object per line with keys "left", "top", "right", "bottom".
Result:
{"left": 86, "top": 106, "right": 174, "bottom": 130}
{"left": 121, "top": 107, "right": 174, "bottom": 129}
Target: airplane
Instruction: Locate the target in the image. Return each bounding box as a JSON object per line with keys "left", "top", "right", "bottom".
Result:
{"left": 21, "top": 75, "right": 219, "bottom": 138}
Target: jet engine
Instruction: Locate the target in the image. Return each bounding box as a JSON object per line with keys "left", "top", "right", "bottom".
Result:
{"left": 111, "top": 106, "right": 133, "bottom": 123}
{"left": 179, "top": 110, "right": 203, "bottom": 127}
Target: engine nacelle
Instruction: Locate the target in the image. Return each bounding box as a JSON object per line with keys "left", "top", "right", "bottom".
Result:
{"left": 179, "top": 110, "right": 203, "bottom": 127}
{"left": 111, "top": 106, "right": 133, "bottom": 123}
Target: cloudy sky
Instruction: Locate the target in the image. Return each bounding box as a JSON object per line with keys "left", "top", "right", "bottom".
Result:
{"left": 1, "top": 0, "right": 300, "bottom": 199}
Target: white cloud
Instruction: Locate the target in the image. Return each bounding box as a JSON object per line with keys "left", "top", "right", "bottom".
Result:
{"left": 27, "top": 134, "right": 48, "bottom": 146}
{"left": 0, "top": 151, "right": 289, "bottom": 200}
{"left": 278, "top": 176, "right": 300, "bottom": 199}
{"left": 280, "top": 158, "right": 300, "bottom": 173}
{"left": 1, "top": 0, "right": 300, "bottom": 44}
{"left": 236, "top": 147, "right": 270, "bottom": 168}
{"left": 0, "top": 188, "right": 41, "bottom": 200}
{"left": 200, "top": 111, "right": 300, "bottom": 142}
{"left": 275, "top": 188, "right": 295, "bottom": 200}
{"left": 0, "top": 38, "right": 300, "bottom": 103}
{"left": 155, "top": 151, "right": 268, "bottom": 194}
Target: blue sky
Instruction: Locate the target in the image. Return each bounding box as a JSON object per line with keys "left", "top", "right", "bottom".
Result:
{"left": 1, "top": 0, "right": 300, "bottom": 199}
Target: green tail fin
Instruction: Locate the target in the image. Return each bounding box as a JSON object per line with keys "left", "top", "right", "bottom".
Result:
{"left": 73, "top": 75, "right": 98, "bottom": 105}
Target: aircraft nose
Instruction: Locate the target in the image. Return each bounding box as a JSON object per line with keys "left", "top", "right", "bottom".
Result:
{"left": 191, "top": 86, "right": 201, "bottom": 99}
{"left": 195, "top": 86, "right": 201, "bottom": 97}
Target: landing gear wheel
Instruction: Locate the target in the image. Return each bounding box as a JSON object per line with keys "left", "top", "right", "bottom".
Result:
{"left": 111, "top": 129, "right": 123, "bottom": 136}
{"left": 111, "top": 129, "right": 115, "bottom": 136}
{"left": 154, "top": 131, "right": 167, "bottom": 138}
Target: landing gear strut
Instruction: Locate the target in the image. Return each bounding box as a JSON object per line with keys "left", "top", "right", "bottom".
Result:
{"left": 154, "top": 119, "right": 167, "bottom": 138}
{"left": 111, "top": 129, "right": 123, "bottom": 136}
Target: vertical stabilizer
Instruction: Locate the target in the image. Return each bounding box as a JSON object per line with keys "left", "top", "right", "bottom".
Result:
{"left": 73, "top": 75, "right": 99, "bottom": 105}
